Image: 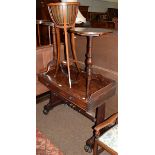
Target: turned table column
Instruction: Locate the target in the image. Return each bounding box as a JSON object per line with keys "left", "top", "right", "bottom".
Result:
{"left": 70, "top": 27, "right": 112, "bottom": 100}
{"left": 69, "top": 27, "right": 113, "bottom": 152}
{"left": 41, "top": 21, "right": 57, "bottom": 61}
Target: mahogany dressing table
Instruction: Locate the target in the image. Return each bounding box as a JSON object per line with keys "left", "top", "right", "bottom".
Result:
{"left": 38, "top": 27, "right": 117, "bottom": 153}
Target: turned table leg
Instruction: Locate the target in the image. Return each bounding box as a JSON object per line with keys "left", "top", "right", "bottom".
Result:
{"left": 46, "top": 25, "right": 57, "bottom": 72}
{"left": 52, "top": 25, "right": 57, "bottom": 62}
{"left": 37, "top": 24, "right": 41, "bottom": 46}
{"left": 54, "top": 27, "right": 61, "bottom": 77}
{"left": 86, "top": 36, "right": 93, "bottom": 99}
{"left": 48, "top": 25, "right": 52, "bottom": 45}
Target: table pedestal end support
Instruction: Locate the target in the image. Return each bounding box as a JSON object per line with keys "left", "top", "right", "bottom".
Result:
{"left": 84, "top": 103, "right": 106, "bottom": 153}
{"left": 43, "top": 91, "right": 63, "bottom": 115}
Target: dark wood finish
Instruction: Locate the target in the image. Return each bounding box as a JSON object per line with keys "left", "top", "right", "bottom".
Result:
{"left": 36, "top": 0, "right": 50, "bottom": 20}
{"left": 43, "top": 89, "right": 96, "bottom": 122}
{"left": 43, "top": 91, "right": 64, "bottom": 115}
{"left": 38, "top": 67, "right": 116, "bottom": 111}
{"left": 89, "top": 8, "right": 118, "bottom": 22}
{"left": 86, "top": 36, "right": 93, "bottom": 98}
{"left": 36, "top": 0, "right": 61, "bottom": 45}
{"left": 95, "top": 103, "right": 106, "bottom": 126}
{"left": 36, "top": 20, "right": 56, "bottom": 47}
{"left": 36, "top": 20, "right": 43, "bottom": 46}
{"left": 79, "top": 6, "right": 89, "bottom": 20}
{"left": 41, "top": 21, "right": 54, "bottom": 45}
{"left": 55, "top": 27, "right": 61, "bottom": 76}
{"left": 36, "top": 0, "right": 61, "bottom": 20}
{"left": 93, "top": 113, "right": 118, "bottom": 155}
{"left": 36, "top": 20, "right": 50, "bottom": 46}
{"left": 70, "top": 27, "right": 113, "bottom": 101}
{"left": 89, "top": 12, "right": 107, "bottom": 22}
{"left": 36, "top": 0, "right": 51, "bottom": 45}
{"left": 89, "top": 8, "right": 118, "bottom": 29}
{"left": 39, "top": 66, "right": 116, "bottom": 151}
{"left": 91, "top": 21, "right": 115, "bottom": 29}
{"left": 38, "top": 27, "right": 117, "bottom": 152}
{"left": 70, "top": 27, "right": 113, "bottom": 37}
{"left": 85, "top": 103, "right": 106, "bottom": 153}
{"left": 36, "top": 91, "right": 50, "bottom": 103}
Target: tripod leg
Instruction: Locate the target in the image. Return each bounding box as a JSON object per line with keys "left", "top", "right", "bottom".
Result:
{"left": 64, "top": 28, "right": 72, "bottom": 88}
{"left": 71, "top": 32, "right": 80, "bottom": 72}
{"left": 54, "top": 27, "right": 61, "bottom": 77}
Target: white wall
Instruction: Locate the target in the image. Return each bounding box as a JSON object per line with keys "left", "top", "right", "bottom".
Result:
{"left": 77, "top": 0, "right": 118, "bottom": 12}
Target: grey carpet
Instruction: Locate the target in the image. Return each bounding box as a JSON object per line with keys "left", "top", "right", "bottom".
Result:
{"left": 36, "top": 98, "right": 117, "bottom": 155}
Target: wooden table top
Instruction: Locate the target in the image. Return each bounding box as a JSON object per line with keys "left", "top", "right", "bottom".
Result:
{"left": 36, "top": 20, "right": 54, "bottom": 26}
{"left": 36, "top": 20, "right": 50, "bottom": 24}
{"left": 38, "top": 67, "right": 116, "bottom": 111}
{"left": 42, "top": 21, "right": 54, "bottom": 26}
{"left": 70, "top": 27, "right": 113, "bottom": 37}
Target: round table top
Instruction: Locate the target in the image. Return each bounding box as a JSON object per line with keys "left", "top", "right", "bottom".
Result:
{"left": 42, "top": 21, "right": 54, "bottom": 26}
{"left": 36, "top": 20, "right": 49, "bottom": 24}
{"left": 70, "top": 27, "right": 113, "bottom": 37}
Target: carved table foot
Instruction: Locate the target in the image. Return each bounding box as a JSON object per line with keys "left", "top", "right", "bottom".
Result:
{"left": 84, "top": 136, "right": 95, "bottom": 153}
{"left": 43, "top": 91, "right": 63, "bottom": 115}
